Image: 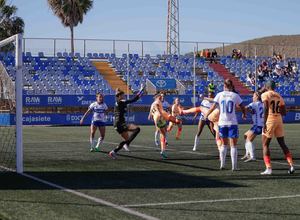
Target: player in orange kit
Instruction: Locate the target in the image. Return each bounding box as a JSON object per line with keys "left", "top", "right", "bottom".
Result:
{"left": 260, "top": 80, "right": 295, "bottom": 175}
{"left": 167, "top": 98, "right": 183, "bottom": 140}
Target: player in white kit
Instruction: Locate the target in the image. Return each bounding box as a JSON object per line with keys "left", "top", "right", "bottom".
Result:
{"left": 80, "top": 93, "right": 108, "bottom": 152}
{"left": 241, "top": 92, "right": 264, "bottom": 162}
{"left": 192, "top": 92, "right": 216, "bottom": 151}
{"left": 205, "top": 79, "right": 246, "bottom": 170}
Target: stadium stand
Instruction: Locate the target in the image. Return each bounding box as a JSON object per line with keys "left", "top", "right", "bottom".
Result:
{"left": 1, "top": 52, "right": 299, "bottom": 96}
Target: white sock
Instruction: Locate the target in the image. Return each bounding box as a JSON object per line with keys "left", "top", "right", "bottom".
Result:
{"left": 193, "top": 135, "right": 200, "bottom": 149}
{"left": 90, "top": 137, "right": 96, "bottom": 148}
{"left": 231, "top": 146, "right": 238, "bottom": 170}
{"left": 245, "top": 142, "right": 250, "bottom": 156}
{"left": 155, "top": 130, "right": 160, "bottom": 146}
{"left": 248, "top": 142, "right": 255, "bottom": 159}
{"left": 96, "top": 137, "right": 103, "bottom": 148}
{"left": 220, "top": 145, "right": 227, "bottom": 168}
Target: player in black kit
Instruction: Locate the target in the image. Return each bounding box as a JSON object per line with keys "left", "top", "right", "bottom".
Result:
{"left": 109, "top": 85, "right": 144, "bottom": 159}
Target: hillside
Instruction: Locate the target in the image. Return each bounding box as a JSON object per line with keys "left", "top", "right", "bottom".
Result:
{"left": 216, "top": 35, "right": 300, "bottom": 57}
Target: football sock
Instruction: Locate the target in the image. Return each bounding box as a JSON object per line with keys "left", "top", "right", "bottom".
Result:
{"left": 220, "top": 145, "right": 228, "bottom": 168}
{"left": 127, "top": 127, "right": 141, "bottom": 146}
{"left": 114, "top": 141, "right": 127, "bottom": 153}
{"left": 231, "top": 146, "right": 238, "bottom": 170}
{"left": 96, "top": 137, "right": 103, "bottom": 148}
{"left": 263, "top": 155, "right": 272, "bottom": 168}
{"left": 90, "top": 137, "right": 96, "bottom": 148}
{"left": 176, "top": 127, "right": 182, "bottom": 139}
{"left": 248, "top": 141, "right": 255, "bottom": 159}
{"left": 160, "top": 135, "right": 166, "bottom": 151}
{"left": 285, "top": 151, "right": 293, "bottom": 166}
{"left": 194, "top": 135, "right": 200, "bottom": 149}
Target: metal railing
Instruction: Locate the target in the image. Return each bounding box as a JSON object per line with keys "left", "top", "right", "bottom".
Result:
{"left": 22, "top": 37, "right": 300, "bottom": 58}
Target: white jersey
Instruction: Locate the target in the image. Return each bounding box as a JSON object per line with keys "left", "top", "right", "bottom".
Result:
{"left": 200, "top": 99, "right": 213, "bottom": 116}
{"left": 247, "top": 101, "right": 264, "bottom": 127}
{"left": 214, "top": 91, "right": 243, "bottom": 126}
{"left": 89, "top": 102, "right": 108, "bottom": 122}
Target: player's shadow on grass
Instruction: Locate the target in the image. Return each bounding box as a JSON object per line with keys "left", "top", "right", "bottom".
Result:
{"left": 0, "top": 171, "right": 242, "bottom": 190}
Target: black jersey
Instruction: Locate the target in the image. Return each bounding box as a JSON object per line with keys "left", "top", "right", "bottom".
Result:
{"left": 113, "top": 95, "right": 140, "bottom": 126}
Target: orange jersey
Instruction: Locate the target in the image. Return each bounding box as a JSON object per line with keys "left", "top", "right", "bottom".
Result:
{"left": 261, "top": 90, "right": 285, "bottom": 123}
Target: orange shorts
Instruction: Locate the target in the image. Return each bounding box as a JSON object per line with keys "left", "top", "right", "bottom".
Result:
{"left": 263, "top": 121, "right": 284, "bottom": 138}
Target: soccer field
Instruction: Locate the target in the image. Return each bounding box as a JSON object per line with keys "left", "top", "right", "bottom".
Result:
{"left": 0, "top": 124, "right": 299, "bottom": 220}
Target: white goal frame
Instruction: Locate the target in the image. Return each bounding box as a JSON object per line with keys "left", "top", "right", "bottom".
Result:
{"left": 0, "top": 34, "right": 23, "bottom": 173}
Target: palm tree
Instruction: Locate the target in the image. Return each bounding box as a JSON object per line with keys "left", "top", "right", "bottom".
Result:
{"left": 48, "top": 0, "right": 93, "bottom": 56}
{"left": 0, "top": 0, "right": 24, "bottom": 41}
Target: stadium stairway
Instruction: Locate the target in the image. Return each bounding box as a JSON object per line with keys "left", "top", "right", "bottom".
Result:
{"left": 209, "top": 63, "right": 252, "bottom": 95}
{"left": 92, "top": 61, "right": 132, "bottom": 94}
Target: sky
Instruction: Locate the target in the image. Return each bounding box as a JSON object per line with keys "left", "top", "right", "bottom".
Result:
{"left": 9, "top": 0, "right": 300, "bottom": 55}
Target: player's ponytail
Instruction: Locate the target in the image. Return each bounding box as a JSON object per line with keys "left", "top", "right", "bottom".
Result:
{"left": 224, "top": 79, "right": 234, "bottom": 91}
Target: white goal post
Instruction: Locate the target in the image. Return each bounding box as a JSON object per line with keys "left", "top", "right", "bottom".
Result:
{"left": 0, "top": 34, "right": 23, "bottom": 173}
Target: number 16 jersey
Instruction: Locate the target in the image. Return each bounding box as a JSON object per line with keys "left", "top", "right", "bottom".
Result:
{"left": 214, "top": 91, "right": 243, "bottom": 126}
{"left": 261, "top": 90, "right": 285, "bottom": 123}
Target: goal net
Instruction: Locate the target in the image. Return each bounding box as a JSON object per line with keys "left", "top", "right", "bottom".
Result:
{"left": 0, "top": 34, "right": 23, "bottom": 173}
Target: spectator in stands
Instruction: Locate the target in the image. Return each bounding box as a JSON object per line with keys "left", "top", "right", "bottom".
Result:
{"left": 236, "top": 50, "right": 243, "bottom": 59}
{"left": 206, "top": 49, "right": 211, "bottom": 59}
{"left": 232, "top": 49, "right": 242, "bottom": 60}
{"left": 232, "top": 49, "right": 237, "bottom": 59}
{"left": 208, "top": 81, "right": 215, "bottom": 93}
{"left": 272, "top": 64, "right": 282, "bottom": 79}
{"left": 210, "top": 49, "right": 218, "bottom": 63}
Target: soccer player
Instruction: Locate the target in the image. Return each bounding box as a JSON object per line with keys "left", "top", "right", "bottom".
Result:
{"left": 260, "top": 80, "right": 295, "bottom": 175}
{"left": 192, "top": 92, "right": 216, "bottom": 151}
{"left": 80, "top": 93, "right": 108, "bottom": 152}
{"left": 167, "top": 98, "right": 183, "bottom": 140}
{"left": 205, "top": 79, "right": 246, "bottom": 171}
{"left": 241, "top": 92, "right": 264, "bottom": 162}
{"left": 108, "top": 86, "right": 144, "bottom": 159}
{"left": 154, "top": 93, "right": 170, "bottom": 147}
{"left": 149, "top": 94, "right": 182, "bottom": 159}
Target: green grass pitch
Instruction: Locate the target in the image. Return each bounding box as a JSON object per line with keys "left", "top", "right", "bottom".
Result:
{"left": 0, "top": 124, "right": 299, "bottom": 220}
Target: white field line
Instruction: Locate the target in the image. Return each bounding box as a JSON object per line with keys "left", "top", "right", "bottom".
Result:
{"left": 123, "top": 194, "right": 300, "bottom": 208}
{"left": 0, "top": 166, "right": 159, "bottom": 220}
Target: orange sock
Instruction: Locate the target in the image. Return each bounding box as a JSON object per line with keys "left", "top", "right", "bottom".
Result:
{"left": 285, "top": 151, "right": 293, "bottom": 166}
{"left": 182, "top": 107, "right": 201, "bottom": 115}
{"left": 176, "top": 127, "right": 182, "bottom": 139}
{"left": 263, "top": 155, "right": 272, "bottom": 168}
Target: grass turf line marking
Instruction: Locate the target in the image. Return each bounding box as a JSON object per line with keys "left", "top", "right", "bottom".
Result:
{"left": 0, "top": 166, "right": 158, "bottom": 220}
{"left": 105, "top": 141, "right": 300, "bottom": 168}
{"left": 20, "top": 173, "right": 159, "bottom": 220}
{"left": 123, "top": 194, "right": 300, "bottom": 208}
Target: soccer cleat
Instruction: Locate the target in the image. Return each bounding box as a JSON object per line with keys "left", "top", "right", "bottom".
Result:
{"left": 241, "top": 155, "right": 249, "bottom": 160}
{"left": 109, "top": 151, "right": 117, "bottom": 159}
{"left": 288, "top": 166, "right": 295, "bottom": 174}
{"left": 160, "top": 151, "right": 168, "bottom": 159}
{"left": 260, "top": 168, "right": 272, "bottom": 175}
{"left": 192, "top": 147, "right": 196, "bottom": 152}
{"left": 123, "top": 144, "right": 130, "bottom": 152}
{"left": 220, "top": 166, "right": 225, "bottom": 170}
{"left": 90, "top": 147, "right": 95, "bottom": 152}
{"left": 244, "top": 158, "right": 256, "bottom": 163}
{"left": 166, "top": 142, "right": 169, "bottom": 147}
{"left": 93, "top": 147, "right": 101, "bottom": 152}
